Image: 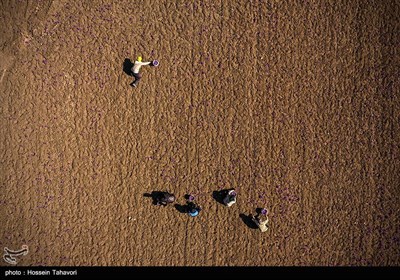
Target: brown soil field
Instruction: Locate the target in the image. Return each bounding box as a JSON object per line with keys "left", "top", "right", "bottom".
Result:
{"left": 1, "top": 0, "right": 399, "bottom": 266}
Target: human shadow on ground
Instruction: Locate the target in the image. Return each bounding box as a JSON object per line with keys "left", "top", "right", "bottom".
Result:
{"left": 174, "top": 203, "right": 188, "bottom": 214}
{"left": 143, "top": 191, "right": 166, "bottom": 206}
{"left": 239, "top": 213, "right": 258, "bottom": 229}
{"left": 123, "top": 58, "right": 134, "bottom": 76}
{"left": 212, "top": 189, "right": 233, "bottom": 205}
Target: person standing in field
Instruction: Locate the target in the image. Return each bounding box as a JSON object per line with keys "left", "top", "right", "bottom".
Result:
{"left": 222, "top": 189, "right": 237, "bottom": 207}
{"left": 251, "top": 213, "right": 269, "bottom": 232}
{"left": 187, "top": 201, "right": 202, "bottom": 217}
{"left": 155, "top": 192, "right": 176, "bottom": 206}
{"left": 130, "top": 56, "right": 151, "bottom": 87}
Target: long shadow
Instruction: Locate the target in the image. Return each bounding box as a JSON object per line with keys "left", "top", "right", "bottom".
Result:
{"left": 143, "top": 191, "right": 167, "bottom": 206}
{"left": 174, "top": 203, "right": 188, "bottom": 214}
{"left": 212, "top": 189, "right": 233, "bottom": 205}
{"left": 123, "top": 58, "right": 134, "bottom": 76}
{"left": 239, "top": 213, "right": 258, "bottom": 229}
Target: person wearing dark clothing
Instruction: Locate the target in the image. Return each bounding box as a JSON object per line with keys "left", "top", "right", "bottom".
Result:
{"left": 223, "top": 189, "right": 237, "bottom": 207}
{"left": 154, "top": 192, "right": 176, "bottom": 206}
{"left": 186, "top": 201, "right": 201, "bottom": 217}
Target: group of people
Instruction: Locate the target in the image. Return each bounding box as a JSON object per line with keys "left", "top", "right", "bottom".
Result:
{"left": 132, "top": 57, "right": 269, "bottom": 232}
{"left": 150, "top": 191, "right": 202, "bottom": 217}
{"left": 149, "top": 189, "right": 269, "bottom": 232}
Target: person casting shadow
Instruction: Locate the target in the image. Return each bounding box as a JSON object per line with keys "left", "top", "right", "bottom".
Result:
{"left": 174, "top": 196, "right": 202, "bottom": 217}
{"left": 144, "top": 191, "right": 175, "bottom": 206}
{"left": 213, "top": 188, "right": 237, "bottom": 207}
{"left": 212, "top": 190, "right": 227, "bottom": 205}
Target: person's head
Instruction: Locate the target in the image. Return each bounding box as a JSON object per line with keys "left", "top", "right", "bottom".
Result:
{"left": 137, "top": 56, "right": 142, "bottom": 62}
{"left": 166, "top": 194, "right": 176, "bottom": 203}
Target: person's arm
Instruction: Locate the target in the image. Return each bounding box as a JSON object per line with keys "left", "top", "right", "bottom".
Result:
{"left": 136, "top": 61, "right": 151, "bottom": 66}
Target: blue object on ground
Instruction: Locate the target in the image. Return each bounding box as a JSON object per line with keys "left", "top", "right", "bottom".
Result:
{"left": 189, "top": 210, "right": 199, "bottom": 217}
